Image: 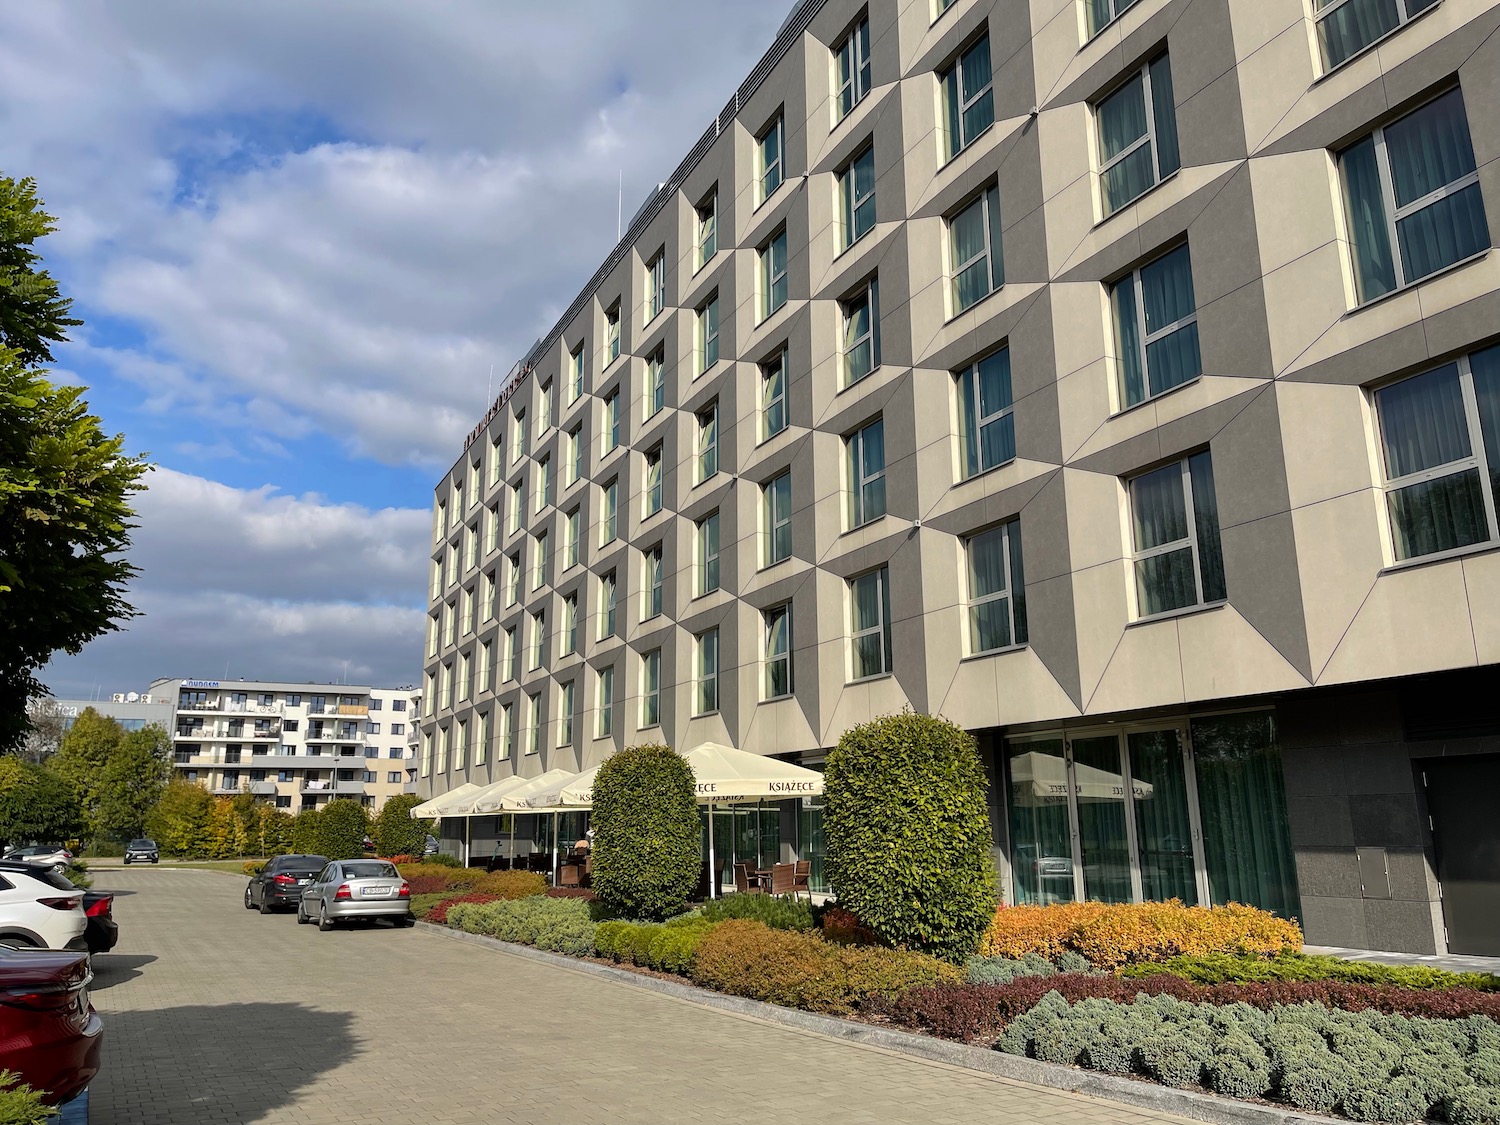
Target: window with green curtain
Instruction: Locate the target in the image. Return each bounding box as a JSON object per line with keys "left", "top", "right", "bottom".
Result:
{"left": 949, "top": 184, "right": 1004, "bottom": 313}
{"left": 1003, "top": 739, "right": 1075, "bottom": 906}
{"left": 958, "top": 348, "right": 1015, "bottom": 478}
{"left": 967, "top": 520, "right": 1026, "bottom": 652}
{"left": 1113, "top": 244, "right": 1200, "bottom": 409}
{"left": 942, "top": 35, "right": 993, "bottom": 159}
{"left": 847, "top": 418, "right": 886, "bottom": 527}
{"left": 1128, "top": 729, "right": 1198, "bottom": 904}
{"left": 1130, "top": 451, "right": 1225, "bottom": 617}
{"left": 1315, "top": 0, "right": 1439, "bottom": 71}
{"left": 1191, "top": 713, "right": 1301, "bottom": 921}
{"left": 1097, "top": 53, "right": 1179, "bottom": 217}
{"left": 1086, "top": 0, "right": 1141, "bottom": 37}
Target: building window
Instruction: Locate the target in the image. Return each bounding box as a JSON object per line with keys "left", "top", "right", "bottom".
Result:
{"left": 558, "top": 682, "right": 574, "bottom": 747}
{"left": 761, "top": 349, "right": 788, "bottom": 439}
{"left": 391, "top": 699, "right": 405, "bottom": 712}
{"left": 958, "top": 348, "right": 1016, "bottom": 478}
{"left": 606, "top": 302, "right": 621, "bottom": 364}
{"left": 485, "top": 503, "right": 500, "bottom": 554}
{"left": 1112, "top": 243, "right": 1200, "bottom": 409}
{"left": 1097, "top": 53, "right": 1180, "bottom": 218}
{"left": 539, "top": 381, "right": 554, "bottom": 434}
{"left": 512, "top": 410, "right": 527, "bottom": 461}
{"left": 490, "top": 436, "right": 503, "bottom": 484}
{"left": 645, "top": 545, "right": 664, "bottom": 619}
{"left": 1374, "top": 347, "right": 1500, "bottom": 562}
{"left": 567, "top": 424, "right": 584, "bottom": 485}
{"left": 1341, "top": 88, "right": 1489, "bottom": 306}
{"left": 642, "top": 649, "right": 661, "bottom": 727}
{"left": 602, "top": 478, "right": 619, "bottom": 544}
{"left": 949, "top": 184, "right": 1004, "bottom": 313}
{"left": 526, "top": 693, "right": 541, "bottom": 755}
{"left": 1316, "top": 0, "right": 1437, "bottom": 69}
{"left": 600, "top": 570, "right": 618, "bottom": 639}
{"left": 505, "top": 627, "right": 519, "bottom": 681}
{"left": 696, "top": 403, "right": 719, "bottom": 482}
{"left": 839, "top": 146, "right": 876, "bottom": 249}
{"left": 835, "top": 15, "right": 872, "bottom": 121}
{"left": 940, "top": 34, "right": 994, "bottom": 160}
{"left": 509, "top": 482, "right": 523, "bottom": 533}
{"left": 476, "top": 710, "right": 491, "bottom": 766}
{"left": 597, "top": 666, "right": 615, "bottom": 737}
{"left": 569, "top": 343, "right": 585, "bottom": 404}
{"left": 697, "top": 511, "right": 720, "bottom": 595}
{"left": 602, "top": 389, "right": 621, "bottom": 454}
{"left": 645, "top": 348, "right": 665, "bottom": 418}
{"left": 695, "top": 628, "right": 720, "bottom": 714}
{"left": 1129, "top": 451, "right": 1227, "bottom": 618}
{"left": 760, "top": 228, "right": 788, "bottom": 320}
{"left": 530, "top": 610, "right": 547, "bottom": 670}
{"left": 697, "top": 189, "right": 718, "bottom": 267}
{"left": 480, "top": 640, "right": 494, "bottom": 691}
{"left": 500, "top": 702, "right": 514, "bottom": 759}
{"left": 698, "top": 295, "right": 720, "bottom": 371}
{"left": 644, "top": 446, "right": 663, "bottom": 517}
{"left": 537, "top": 454, "right": 553, "bottom": 511}
{"left": 532, "top": 531, "right": 548, "bottom": 589}
{"left": 507, "top": 551, "right": 521, "bottom": 605}
{"left": 847, "top": 418, "right": 887, "bottom": 527}
{"left": 483, "top": 570, "right": 497, "bottom": 622}
{"left": 764, "top": 603, "right": 793, "bottom": 699}
{"left": 565, "top": 507, "right": 581, "bottom": 569}
{"left": 387, "top": 771, "right": 402, "bottom": 784}
{"left": 758, "top": 112, "right": 785, "bottom": 204}
{"left": 1085, "top": 0, "right": 1141, "bottom": 38}
{"left": 647, "top": 249, "right": 666, "bottom": 321}
{"left": 562, "top": 594, "right": 578, "bottom": 656}
{"left": 849, "top": 567, "right": 892, "bottom": 680}
{"left": 763, "top": 472, "right": 793, "bottom": 566}
{"left": 967, "top": 521, "right": 1027, "bottom": 653}
{"left": 842, "top": 278, "right": 880, "bottom": 387}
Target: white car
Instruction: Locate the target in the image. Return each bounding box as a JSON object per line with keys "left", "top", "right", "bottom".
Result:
{"left": 0, "top": 861, "right": 87, "bottom": 951}
{"left": 2, "top": 846, "right": 71, "bottom": 872}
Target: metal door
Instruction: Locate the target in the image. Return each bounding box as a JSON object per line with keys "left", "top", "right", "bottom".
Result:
{"left": 1423, "top": 755, "right": 1500, "bottom": 956}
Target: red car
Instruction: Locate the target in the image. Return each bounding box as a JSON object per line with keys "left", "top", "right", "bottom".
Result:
{"left": 0, "top": 944, "right": 102, "bottom": 1104}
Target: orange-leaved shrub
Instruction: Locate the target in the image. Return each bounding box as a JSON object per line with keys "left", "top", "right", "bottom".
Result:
{"left": 398, "top": 865, "right": 481, "bottom": 895}
{"left": 818, "top": 906, "right": 880, "bottom": 946}
{"left": 978, "top": 901, "right": 1301, "bottom": 968}
{"left": 690, "top": 920, "right": 959, "bottom": 1015}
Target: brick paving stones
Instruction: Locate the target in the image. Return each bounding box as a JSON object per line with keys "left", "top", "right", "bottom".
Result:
{"left": 86, "top": 868, "right": 1194, "bottom": 1125}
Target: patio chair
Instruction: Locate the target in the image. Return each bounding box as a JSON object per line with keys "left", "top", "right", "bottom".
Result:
{"left": 769, "top": 862, "right": 796, "bottom": 896}
{"left": 558, "top": 864, "right": 580, "bottom": 888}
{"left": 792, "top": 859, "right": 812, "bottom": 901}
{"left": 733, "top": 861, "right": 763, "bottom": 895}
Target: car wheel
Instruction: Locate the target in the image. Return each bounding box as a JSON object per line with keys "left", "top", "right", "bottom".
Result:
{"left": 317, "top": 903, "right": 334, "bottom": 932}
{"left": 3, "top": 936, "right": 39, "bottom": 949}
{"left": 400, "top": 916, "right": 416, "bottom": 928}
{"left": 244, "top": 887, "right": 256, "bottom": 910}
{"left": 123, "top": 858, "right": 130, "bottom": 866}
{"left": 296, "top": 901, "right": 311, "bottom": 925}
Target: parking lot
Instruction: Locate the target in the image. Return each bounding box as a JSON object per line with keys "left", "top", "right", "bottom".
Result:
{"left": 85, "top": 867, "right": 1192, "bottom": 1125}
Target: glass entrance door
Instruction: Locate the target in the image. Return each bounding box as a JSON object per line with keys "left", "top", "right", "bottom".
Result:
{"left": 1071, "top": 735, "right": 1134, "bottom": 903}
{"left": 1127, "top": 729, "right": 1200, "bottom": 904}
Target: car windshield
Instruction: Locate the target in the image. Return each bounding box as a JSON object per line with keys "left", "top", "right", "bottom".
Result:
{"left": 342, "top": 862, "right": 399, "bottom": 880}
{"left": 276, "top": 855, "right": 327, "bottom": 873}
{"left": 129, "top": 840, "right": 155, "bottom": 848}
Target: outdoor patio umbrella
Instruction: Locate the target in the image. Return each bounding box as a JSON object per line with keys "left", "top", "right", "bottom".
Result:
{"left": 521, "top": 764, "right": 602, "bottom": 812}
{"left": 410, "top": 782, "right": 485, "bottom": 865}
{"left": 683, "top": 742, "right": 824, "bottom": 899}
{"left": 473, "top": 769, "right": 576, "bottom": 878}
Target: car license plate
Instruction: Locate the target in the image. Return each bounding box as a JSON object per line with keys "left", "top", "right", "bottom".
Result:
{"left": 296, "top": 878, "right": 310, "bottom": 885}
{"left": 363, "top": 886, "right": 392, "bottom": 897}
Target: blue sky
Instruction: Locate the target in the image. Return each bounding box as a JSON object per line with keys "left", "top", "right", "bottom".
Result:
{"left": 3, "top": 1, "right": 791, "bottom": 696}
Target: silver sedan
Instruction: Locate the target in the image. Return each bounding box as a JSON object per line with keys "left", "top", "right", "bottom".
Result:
{"left": 296, "top": 860, "right": 414, "bottom": 930}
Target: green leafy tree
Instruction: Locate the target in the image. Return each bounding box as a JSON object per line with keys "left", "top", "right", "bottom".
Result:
{"left": 95, "top": 723, "right": 171, "bottom": 840}
{"left": 145, "top": 779, "right": 212, "bottom": 857}
{"left": 0, "top": 755, "right": 82, "bottom": 849}
{"left": 371, "top": 794, "right": 432, "bottom": 857}
{"left": 204, "top": 797, "right": 249, "bottom": 859}
{"left": 317, "top": 799, "right": 369, "bottom": 861}
{"left": 253, "top": 803, "right": 293, "bottom": 857}
{"left": 46, "top": 706, "right": 121, "bottom": 833}
{"left": 0, "top": 175, "right": 147, "bottom": 753}
{"left": 591, "top": 743, "right": 700, "bottom": 921}
{"left": 824, "top": 710, "right": 997, "bottom": 960}
{"left": 290, "top": 808, "right": 322, "bottom": 855}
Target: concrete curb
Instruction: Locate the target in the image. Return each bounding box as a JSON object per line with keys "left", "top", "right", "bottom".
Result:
{"left": 416, "top": 922, "right": 1333, "bottom": 1125}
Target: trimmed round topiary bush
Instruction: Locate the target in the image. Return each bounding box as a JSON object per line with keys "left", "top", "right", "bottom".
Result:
{"left": 372, "top": 793, "right": 433, "bottom": 859}
{"left": 824, "top": 710, "right": 996, "bottom": 960}
{"left": 316, "top": 798, "right": 370, "bottom": 860}
{"left": 591, "top": 743, "right": 700, "bottom": 922}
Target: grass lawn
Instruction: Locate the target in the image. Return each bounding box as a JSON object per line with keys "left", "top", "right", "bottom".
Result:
{"left": 96, "top": 858, "right": 265, "bottom": 874}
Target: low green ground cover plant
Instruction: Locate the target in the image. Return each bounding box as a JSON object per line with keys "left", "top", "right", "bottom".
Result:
{"left": 409, "top": 892, "right": 449, "bottom": 920}
{"left": 0, "top": 1069, "right": 53, "bottom": 1125}
{"left": 965, "top": 951, "right": 1095, "bottom": 985}
{"left": 445, "top": 897, "right": 596, "bottom": 956}
{"left": 699, "top": 893, "right": 813, "bottom": 931}
{"left": 593, "top": 915, "right": 719, "bottom": 975}
{"left": 1123, "top": 951, "right": 1500, "bottom": 992}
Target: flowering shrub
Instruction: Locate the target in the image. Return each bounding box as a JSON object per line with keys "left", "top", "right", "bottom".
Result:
{"left": 978, "top": 901, "right": 1301, "bottom": 968}
{"left": 428, "top": 893, "right": 500, "bottom": 925}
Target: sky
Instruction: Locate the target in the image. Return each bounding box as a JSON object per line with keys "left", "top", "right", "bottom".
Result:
{"left": 11, "top": 1, "right": 793, "bottom": 699}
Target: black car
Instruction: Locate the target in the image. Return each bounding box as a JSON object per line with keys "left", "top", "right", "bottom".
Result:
{"left": 122, "top": 839, "right": 158, "bottom": 865}
{"left": 243, "top": 855, "right": 328, "bottom": 914}
{"left": 81, "top": 892, "right": 118, "bottom": 954}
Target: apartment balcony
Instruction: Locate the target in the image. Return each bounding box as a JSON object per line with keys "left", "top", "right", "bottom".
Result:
{"left": 176, "top": 700, "right": 224, "bottom": 713}
{"left": 242, "top": 753, "right": 362, "bottom": 771}
{"left": 218, "top": 701, "right": 284, "bottom": 716}
{"left": 246, "top": 725, "right": 282, "bottom": 739}
{"left": 307, "top": 704, "right": 368, "bottom": 717}
{"left": 301, "top": 779, "right": 365, "bottom": 796}
{"left": 305, "top": 730, "right": 361, "bottom": 744}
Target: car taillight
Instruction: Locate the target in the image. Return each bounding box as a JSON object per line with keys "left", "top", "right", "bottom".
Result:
{"left": 85, "top": 898, "right": 112, "bottom": 918}
{"left": 38, "top": 896, "right": 81, "bottom": 911}
{"left": 272, "top": 873, "right": 296, "bottom": 885}
{"left": 334, "top": 884, "right": 351, "bottom": 900}
{"left": 398, "top": 881, "right": 410, "bottom": 898}
{"left": 0, "top": 969, "right": 90, "bottom": 1013}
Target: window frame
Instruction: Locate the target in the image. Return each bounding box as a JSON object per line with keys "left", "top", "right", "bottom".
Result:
{"left": 602, "top": 477, "right": 619, "bottom": 545}
{"left": 965, "top": 520, "right": 1028, "bottom": 655}
{"left": 507, "top": 551, "right": 521, "bottom": 606}
{"left": 1095, "top": 53, "right": 1179, "bottom": 218}
{"left": 562, "top": 593, "right": 579, "bottom": 656}
{"left": 847, "top": 417, "right": 887, "bottom": 528}
{"left": 763, "top": 471, "right": 793, "bottom": 566}
{"left": 645, "top": 544, "right": 664, "bottom": 619}
{"left": 565, "top": 506, "right": 581, "bottom": 569}
{"left": 567, "top": 424, "right": 584, "bottom": 486}
{"left": 606, "top": 303, "right": 621, "bottom": 364}
{"left": 641, "top": 648, "right": 662, "bottom": 728}
{"left": 763, "top": 602, "right": 794, "bottom": 700}
{"left": 1085, "top": 0, "right": 1142, "bottom": 40}
{"left": 839, "top": 144, "right": 877, "bottom": 249}
{"left": 1127, "top": 452, "right": 1226, "bottom": 621}
{"left": 530, "top": 609, "right": 546, "bottom": 671}
{"left": 848, "top": 567, "right": 893, "bottom": 682}
{"left": 597, "top": 666, "right": 615, "bottom": 737}
{"left": 602, "top": 388, "right": 621, "bottom": 454}
{"left": 645, "top": 347, "right": 665, "bottom": 418}
{"left": 842, "top": 277, "right": 880, "bottom": 387}
{"left": 1314, "top": 0, "right": 1438, "bottom": 72}
{"left": 835, "top": 14, "right": 873, "bottom": 122}
{"left": 696, "top": 189, "right": 718, "bottom": 268}
{"left": 698, "top": 294, "right": 720, "bottom": 372}
{"left": 644, "top": 445, "right": 664, "bottom": 518}
{"left": 697, "top": 402, "right": 719, "bottom": 483}
{"left": 1111, "top": 242, "right": 1200, "bottom": 410}
{"left": 695, "top": 628, "right": 721, "bottom": 715}
{"left": 532, "top": 531, "right": 549, "bottom": 590}
{"left": 697, "top": 511, "right": 721, "bottom": 596}
{"left": 760, "top": 228, "right": 789, "bottom": 321}
{"left": 761, "top": 348, "right": 789, "bottom": 440}
{"left": 600, "top": 570, "right": 618, "bottom": 639}
{"left": 558, "top": 681, "right": 574, "bottom": 747}
{"left": 647, "top": 248, "right": 666, "bottom": 322}
{"left": 757, "top": 112, "right": 785, "bottom": 205}
{"left": 948, "top": 184, "right": 1005, "bottom": 314}
{"left": 536, "top": 454, "right": 552, "bottom": 511}
{"left": 957, "top": 347, "right": 1016, "bottom": 479}
{"left": 568, "top": 343, "right": 585, "bottom": 404}
{"left": 940, "top": 33, "right": 995, "bottom": 160}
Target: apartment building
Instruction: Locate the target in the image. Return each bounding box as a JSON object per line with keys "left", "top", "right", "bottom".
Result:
{"left": 152, "top": 678, "right": 421, "bottom": 813}
{"left": 420, "top": 0, "right": 1500, "bottom": 956}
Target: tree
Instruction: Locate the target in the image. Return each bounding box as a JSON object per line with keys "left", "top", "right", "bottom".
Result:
{"left": 95, "top": 724, "right": 171, "bottom": 840}
{"left": 371, "top": 794, "right": 432, "bottom": 858}
{"left": 824, "top": 711, "right": 997, "bottom": 960}
{"left": 46, "top": 707, "right": 121, "bottom": 833}
{"left": 317, "top": 799, "right": 369, "bottom": 861}
{"left": 145, "top": 780, "right": 212, "bottom": 857}
{"left": 0, "top": 175, "right": 147, "bottom": 753}
{"left": 252, "top": 803, "right": 294, "bottom": 857}
{"left": 204, "top": 797, "right": 248, "bottom": 859}
{"left": 290, "top": 808, "right": 322, "bottom": 855}
{"left": 0, "top": 755, "right": 82, "bottom": 849}
{"left": 591, "top": 743, "right": 700, "bottom": 921}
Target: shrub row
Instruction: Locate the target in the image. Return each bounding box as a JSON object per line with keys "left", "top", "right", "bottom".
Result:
{"left": 869, "top": 973, "right": 1500, "bottom": 1043}
{"left": 427, "top": 894, "right": 501, "bottom": 925}
{"left": 689, "top": 920, "right": 960, "bottom": 1016}
{"left": 965, "top": 951, "right": 1095, "bottom": 985}
{"left": 1122, "top": 951, "right": 1500, "bottom": 993}
{"left": 409, "top": 893, "right": 450, "bottom": 920}
{"left": 699, "top": 893, "right": 813, "bottom": 931}
{"left": 979, "top": 901, "right": 1302, "bottom": 968}
{"left": 397, "top": 866, "right": 548, "bottom": 899}
{"left": 445, "top": 897, "right": 596, "bottom": 957}
{"left": 995, "top": 992, "right": 1500, "bottom": 1124}
{"left": 594, "top": 916, "right": 719, "bottom": 975}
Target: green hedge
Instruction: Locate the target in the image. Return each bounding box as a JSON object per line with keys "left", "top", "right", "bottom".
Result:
{"left": 371, "top": 794, "right": 433, "bottom": 859}
{"left": 966, "top": 951, "right": 1094, "bottom": 985}
{"left": 593, "top": 915, "right": 718, "bottom": 975}
{"left": 699, "top": 894, "right": 813, "bottom": 931}
{"left": 824, "top": 712, "right": 996, "bottom": 960}
{"left": 316, "top": 799, "right": 369, "bottom": 861}
{"left": 998, "top": 991, "right": 1500, "bottom": 1123}
{"left": 590, "top": 744, "right": 700, "bottom": 921}
{"left": 445, "top": 897, "right": 596, "bottom": 957}
{"left": 1121, "top": 951, "right": 1500, "bottom": 993}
